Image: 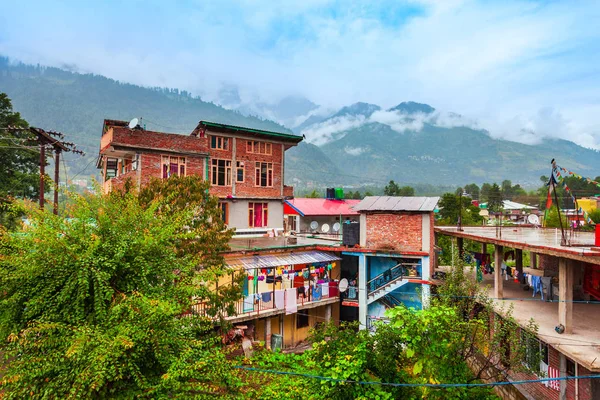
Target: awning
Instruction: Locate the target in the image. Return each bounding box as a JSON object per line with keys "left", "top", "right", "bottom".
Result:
{"left": 226, "top": 250, "right": 341, "bottom": 271}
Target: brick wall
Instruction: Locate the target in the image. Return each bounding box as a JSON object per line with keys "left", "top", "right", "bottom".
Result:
{"left": 507, "top": 344, "right": 594, "bottom": 400}
{"left": 110, "top": 127, "right": 208, "bottom": 154}
{"left": 231, "top": 139, "right": 283, "bottom": 198}
{"left": 365, "top": 213, "right": 423, "bottom": 252}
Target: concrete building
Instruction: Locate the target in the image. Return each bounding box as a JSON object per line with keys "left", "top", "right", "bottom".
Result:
{"left": 97, "top": 119, "right": 302, "bottom": 236}
{"left": 283, "top": 197, "right": 361, "bottom": 234}
{"left": 340, "top": 196, "right": 439, "bottom": 330}
{"left": 436, "top": 226, "right": 600, "bottom": 400}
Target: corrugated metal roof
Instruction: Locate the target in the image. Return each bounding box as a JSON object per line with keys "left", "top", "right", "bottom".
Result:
{"left": 353, "top": 196, "right": 439, "bottom": 212}
{"left": 226, "top": 250, "right": 341, "bottom": 270}
{"left": 285, "top": 198, "right": 361, "bottom": 217}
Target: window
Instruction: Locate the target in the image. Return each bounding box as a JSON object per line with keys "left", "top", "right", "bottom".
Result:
{"left": 287, "top": 215, "right": 297, "bottom": 232}
{"left": 211, "top": 159, "right": 232, "bottom": 186}
{"left": 249, "top": 202, "right": 268, "bottom": 227}
{"left": 236, "top": 161, "right": 244, "bottom": 182}
{"left": 247, "top": 140, "right": 272, "bottom": 155}
{"left": 255, "top": 162, "right": 273, "bottom": 187}
{"left": 105, "top": 158, "right": 118, "bottom": 181}
{"left": 210, "top": 135, "right": 229, "bottom": 150}
{"left": 219, "top": 202, "right": 229, "bottom": 225}
{"left": 566, "top": 358, "right": 576, "bottom": 376}
{"left": 296, "top": 311, "right": 309, "bottom": 328}
{"left": 162, "top": 156, "right": 186, "bottom": 179}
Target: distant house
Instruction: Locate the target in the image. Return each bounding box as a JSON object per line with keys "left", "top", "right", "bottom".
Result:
{"left": 480, "top": 200, "right": 539, "bottom": 224}
{"left": 283, "top": 198, "right": 361, "bottom": 234}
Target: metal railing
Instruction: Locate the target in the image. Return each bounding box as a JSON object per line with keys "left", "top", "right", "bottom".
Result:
{"left": 366, "top": 263, "right": 421, "bottom": 294}
{"left": 191, "top": 282, "right": 339, "bottom": 320}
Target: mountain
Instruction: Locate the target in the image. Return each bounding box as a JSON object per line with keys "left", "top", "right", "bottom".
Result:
{"left": 330, "top": 102, "right": 381, "bottom": 119}
{"left": 2, "top": 57, "right": 599, "bottom": 189}
{"left": 388, "top": 101, "right": 435, "bottom": 114}
{"left": 0, "top": 58, "right": 296, "bottom": 179}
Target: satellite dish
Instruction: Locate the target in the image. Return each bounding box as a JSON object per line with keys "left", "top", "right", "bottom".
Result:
{"left": 321, "top": 223, "right": 330, "bottom": 233}
{"left": 332, "top": 222, "right": 341, "bottom": 232}
{"left": 310, "top": 221, "right": 318, "bottom": 230}
{"left": 528, "top": 214, "right": 540, "bottom": 225}
{"left": 339, "top": 278, "right": 349, "bottom": 293}
{"left": 128, "top": 118, "right": 139, "bottom": 129}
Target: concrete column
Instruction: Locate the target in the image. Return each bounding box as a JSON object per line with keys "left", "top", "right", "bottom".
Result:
{"left": 559, "top": 352, "right": 567, "bottom": 400}
{"left": 494, "top": 245, "right": 504, "bottom": 299}
{"left": 421, "top": 257, "right": 431, "bottom": 309}
{"left": 515, "top": 249, "right": 524, "bottom": 284}
{"left": 265, "top": 318, "right": 272, "bottom": 350}
{"left": 481, "top": 242, "right": 487, "bottom": 256}
{"left": 457, "top": 237, "right": 464, "bottom": 261}
{"left": 358, "top": 254, "right": 368, "bottom": 330}
{"left": 531, "top": 252, "right": 537, "bottom": 269}
{"left": 559, "top": 258, "right": 573, "bottom": 334}
{"left": 359, "top": 214, "right": 367, "bottom": 247}
{"left": 325, "top": 304, "right": 332, "bottom": 323}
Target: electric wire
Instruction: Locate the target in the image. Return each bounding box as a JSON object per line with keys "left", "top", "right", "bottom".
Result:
{"left": 233, "top": 366, "right": 600, "bottom": 388}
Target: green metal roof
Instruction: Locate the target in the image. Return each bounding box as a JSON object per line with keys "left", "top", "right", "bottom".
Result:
{"left": 199, "top": 121, "right": 303, "bottom": 143}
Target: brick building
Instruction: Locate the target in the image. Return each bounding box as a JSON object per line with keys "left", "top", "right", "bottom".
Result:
{"left": 98, "top": 119, "right": 302, "bottom": 235}
{"left": 339, "top": 196, "right": 439, "bottom": 329}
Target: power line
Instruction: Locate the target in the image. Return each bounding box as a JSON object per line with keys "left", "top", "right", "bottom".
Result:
{"left": 233, "top": 366, "right": 600, "bottom": 389}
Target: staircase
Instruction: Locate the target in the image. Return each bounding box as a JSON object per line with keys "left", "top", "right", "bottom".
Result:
{"left": 366, "top": 262, "right": 420, "bottom": 305}
{"left": 378, "top": 294, "right": 403, "bottom": 309}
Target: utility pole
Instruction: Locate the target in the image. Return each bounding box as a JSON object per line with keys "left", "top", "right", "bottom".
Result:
{"left": 7, "top": 126, "right": 84, "bottom": 214}
{"left": 39, "top": 143, "right": 45, "bottom": 209}
{"left": 54, "top": 149, "right": 61, "bottom": 215}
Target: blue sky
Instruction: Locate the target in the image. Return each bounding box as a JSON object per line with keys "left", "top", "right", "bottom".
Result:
{"left": 1, "top": 0, "right": 599, "bottom": 148}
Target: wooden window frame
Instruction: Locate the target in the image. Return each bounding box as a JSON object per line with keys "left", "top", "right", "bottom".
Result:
{"left": 211, "top": 158, "right": 232, "bottom": 186}
{"left": 161, "top": 156, "right": 186, "bottom": 179}
{"left": 246, "top": 140, "right": 272, "bottom": 155}
{"left": 236, "top": 161, "right": 244, "bottom": 183}
{"left": 248, "top": 202, "right": 268, "bottom": 228}
{"left": 254, "top": 162, "right": 273, "bottom": 187}
{"left": 219, "top": 202, "right": 229, "bottom": 225}
{"left": 210, "top": 135, "right": 229, "bottom": 150}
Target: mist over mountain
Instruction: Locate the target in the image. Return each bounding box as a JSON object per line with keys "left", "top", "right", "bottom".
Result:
{"left": 2, "top": 57, "right": 598, "bottom": 189}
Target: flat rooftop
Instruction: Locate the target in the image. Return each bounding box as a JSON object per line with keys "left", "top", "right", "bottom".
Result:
{"left": 435, "top": 226, "right": 600, "bottom": 263}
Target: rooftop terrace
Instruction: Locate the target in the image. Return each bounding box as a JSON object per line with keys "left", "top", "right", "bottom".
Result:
{"left": 435, "top": 226, "right": 600, "bottom": 263}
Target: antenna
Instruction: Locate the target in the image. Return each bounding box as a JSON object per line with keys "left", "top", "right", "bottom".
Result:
{"left": 128, "top": 118, "right": 139, "bottom": 129}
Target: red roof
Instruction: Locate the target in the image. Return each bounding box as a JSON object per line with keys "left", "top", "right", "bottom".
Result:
{"left": 284, "top": 198, "right": 361, "bottom": 217}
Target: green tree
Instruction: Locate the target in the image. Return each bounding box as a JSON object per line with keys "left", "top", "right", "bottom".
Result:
{"left": 480, "top": 183, "right": 492, "bottom": 202}
{"left": 306, "top": 189, "right": 321, "bottom": 198}
{"left": 0, "top": 176, "right": 242, "bottom": 398}
{"left": 438, "top": 193, "right": 483, "bottom": 226}
{"left": 0, "top": 93, "right": 44, "bottom": 229}
{"left": 384, "top": 180, "right": 400, "bottom": 196}
{"left": 398, "top": 186, "right": 415, "bottom": 196}
{"left": 464, "top": 183, "right": 480, "bottom": 200}
{"left": 487, "top": 183, "right": 503, "bottom": 212}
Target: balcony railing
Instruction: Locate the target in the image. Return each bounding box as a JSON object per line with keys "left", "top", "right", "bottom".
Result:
{"left": 191, "top": 282, "right": 339, "bottom": 320}
{"left": 367, "top": 263, "right": 421, "bottom": 294}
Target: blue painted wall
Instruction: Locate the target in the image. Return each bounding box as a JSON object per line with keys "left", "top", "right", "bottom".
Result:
{"left": 367, "top": 256, "right": 423, "bottom": 280}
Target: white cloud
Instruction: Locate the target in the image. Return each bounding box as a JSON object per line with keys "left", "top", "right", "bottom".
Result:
{"left": 1, "top": 0, "right": 599, "bottom": 148}
{"left": 344, "top": 146, "right": 366, "bottom": 156}
{"left": 301, "top": 115, "right": 367, "bottom": 145}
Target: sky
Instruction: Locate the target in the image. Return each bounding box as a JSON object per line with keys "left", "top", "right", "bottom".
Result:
{"left": 1, "top": 0, "right": 600, "bottom": 148}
